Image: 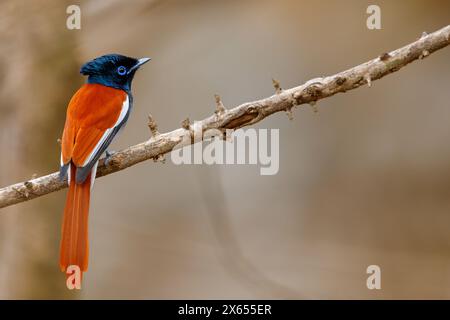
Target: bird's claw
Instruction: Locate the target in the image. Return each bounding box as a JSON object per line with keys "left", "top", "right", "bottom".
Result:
{"left": 105, "top": 150, "right": 116, "bottom": 166}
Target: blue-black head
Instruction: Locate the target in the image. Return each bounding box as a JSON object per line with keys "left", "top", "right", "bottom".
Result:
{"left": 80, "top": 54, "right": 151, "bottom": 92}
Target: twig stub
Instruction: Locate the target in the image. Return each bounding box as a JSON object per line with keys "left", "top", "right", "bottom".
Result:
{"left": 272, "top": 78, "right": 282, "bottom": 94}
{"left": 214, "top": 94, "right": 226, "bottom": 116}
{"left": 379, "top": 52, "right": 391, "bottom": 61}
{"left": 181, "top": 117, "right": 191, "bottom": 130}
{"left": 147, "top": 114, "right": 160, "bottom": 137}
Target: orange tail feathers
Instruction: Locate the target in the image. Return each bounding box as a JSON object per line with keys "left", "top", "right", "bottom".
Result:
{"left": 60, "top": 165, "right": 91, "bottom": 276}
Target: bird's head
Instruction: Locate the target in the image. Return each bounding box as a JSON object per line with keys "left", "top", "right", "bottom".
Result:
{"left": 80, "top": 54, "right": 151, "bottom": 91}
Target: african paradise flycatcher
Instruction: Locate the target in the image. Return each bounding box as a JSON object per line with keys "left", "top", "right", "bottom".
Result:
{"left": 59, "top": 54, "right": 150, "bottom": 283}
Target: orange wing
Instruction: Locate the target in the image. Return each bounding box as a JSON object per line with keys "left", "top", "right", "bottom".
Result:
{"left": 61, "top": 83, "right": 127, "bottom": 180}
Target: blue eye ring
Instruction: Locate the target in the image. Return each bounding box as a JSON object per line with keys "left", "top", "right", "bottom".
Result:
{"left": 117, "top": 66, "right": 127, "bottom": 76}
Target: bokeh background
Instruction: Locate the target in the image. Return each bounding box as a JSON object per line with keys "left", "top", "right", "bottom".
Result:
{"left": 0, "top": 0, "right": 449, "bottom": 299}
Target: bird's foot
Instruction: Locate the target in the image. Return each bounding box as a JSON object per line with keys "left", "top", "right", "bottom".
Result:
{"left": 105, "top": 150, "right": 116, "bottom": 166}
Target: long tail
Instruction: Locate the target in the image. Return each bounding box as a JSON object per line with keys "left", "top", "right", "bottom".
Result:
{"left": 60, "top": 165, "right": 91, "bottom": 274}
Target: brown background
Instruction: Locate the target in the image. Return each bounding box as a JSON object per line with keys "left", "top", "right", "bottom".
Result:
{"left": 0, "top": 0, "right": 449, "bottom": 299}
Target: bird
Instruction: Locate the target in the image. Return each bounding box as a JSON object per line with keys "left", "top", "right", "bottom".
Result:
{"left": 59, "top": 54, "right": 150, "bottom": 283}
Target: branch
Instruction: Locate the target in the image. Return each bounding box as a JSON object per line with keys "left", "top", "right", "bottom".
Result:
{"left": 1, "top": 25, "right": 449, "bottom": 209}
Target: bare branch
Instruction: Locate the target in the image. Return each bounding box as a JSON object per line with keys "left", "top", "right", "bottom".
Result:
{"left": 1, "top": 25, "right": 449, "bottom": 209}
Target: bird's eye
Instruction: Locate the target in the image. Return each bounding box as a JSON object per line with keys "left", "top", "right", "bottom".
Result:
{"left": 117, "top": 66, "right": 127, "bottom": 76}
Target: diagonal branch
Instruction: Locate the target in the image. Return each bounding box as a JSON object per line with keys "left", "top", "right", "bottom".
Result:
{"left": 1, "top": 25, "right": 449, "bottom": 209}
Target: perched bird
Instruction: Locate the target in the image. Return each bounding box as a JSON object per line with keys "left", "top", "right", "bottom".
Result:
{"left": 59, "top": 54, "right": 150, "bottom": 282}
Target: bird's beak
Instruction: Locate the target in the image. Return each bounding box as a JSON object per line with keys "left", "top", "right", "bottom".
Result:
{"left": 128, "top": 57, "right": 151, "bottom": 74}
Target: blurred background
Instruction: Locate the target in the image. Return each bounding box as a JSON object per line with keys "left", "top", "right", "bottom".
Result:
{"left": 0, "top": 0, "right": 449, "bottom": 299}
